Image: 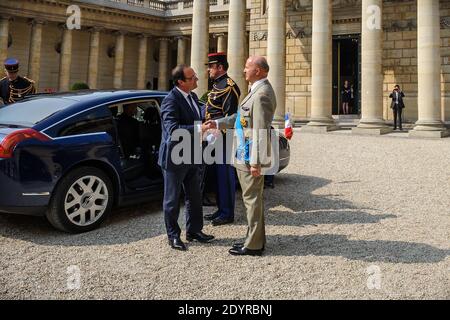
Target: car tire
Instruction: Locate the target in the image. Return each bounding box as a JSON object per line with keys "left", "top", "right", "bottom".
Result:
{"left": 46, "top": 166, "right": 114, "bottom": 233}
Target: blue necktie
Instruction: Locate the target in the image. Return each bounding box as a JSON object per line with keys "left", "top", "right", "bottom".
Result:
{"left": 187, "top": 94, "right": 200, "bottom": 119}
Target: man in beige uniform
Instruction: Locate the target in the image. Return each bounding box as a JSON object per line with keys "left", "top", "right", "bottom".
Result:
{"left": 208, "top": 56, "right": 276, "bottom": 256}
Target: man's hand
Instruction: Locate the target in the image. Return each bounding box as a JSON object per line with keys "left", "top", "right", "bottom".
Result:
{"left": 203, "top": 120, "right": 217, "bottom": 131}
{"left": 201, "top": 121, "right": 214, "bottom": 133}
{"left": 250, "top": 166, "right": 261, "bottom": 178}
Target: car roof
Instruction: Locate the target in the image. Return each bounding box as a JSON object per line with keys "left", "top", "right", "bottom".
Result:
{"left": 27, "top": 90, "right": 168, "bottom": 104}
{"left": 29, "top": 90, "right": 168, "bottom": 132}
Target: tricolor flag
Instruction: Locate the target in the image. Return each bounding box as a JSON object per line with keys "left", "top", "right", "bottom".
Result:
{"left": 284, "top": 113, "right": 293, "bottom": 140}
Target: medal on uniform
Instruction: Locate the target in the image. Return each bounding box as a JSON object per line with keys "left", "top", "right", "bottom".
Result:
{"left": 240, "top": 115, "right": 247, "bottom": 128}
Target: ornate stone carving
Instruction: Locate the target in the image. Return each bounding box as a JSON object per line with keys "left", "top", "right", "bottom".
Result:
{"left": 286, "top": 26, "right": 312, "bottom": 39}
{"left": 384, "top": 19, "right": 416, "bottom": 32}
{"left": 291, "top": 0, "right": 312, "bottom": 11}
{"left": 107, "top": 44, "right": 115, "bottom": 58}
{"left": 291, "top": 0, "right": 361, "bottom": 11}
{"left": 253, "top": 27, "right": 312, "bottom": 41}
{"left": 441, "top": 18, "right": 450, "bottom": 29}
{"left": 252, "top": 31, "right": 267, "bottom": 41}
{"left": 55, "top": 41, "right": 61, "bottom": 54}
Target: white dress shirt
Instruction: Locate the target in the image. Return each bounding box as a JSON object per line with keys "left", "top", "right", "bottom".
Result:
{"left": 249, "top": 77, "right": 268, "bottom": 93}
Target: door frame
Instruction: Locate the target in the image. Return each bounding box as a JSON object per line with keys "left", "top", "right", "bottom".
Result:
{"left": 332, "top": 34, "right": 361, "bottom": 116}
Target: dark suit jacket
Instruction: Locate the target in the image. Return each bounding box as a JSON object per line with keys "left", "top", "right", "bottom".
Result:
{"left": 158, "top": 87, "right": 202, "bottom": 171}
{"left": 389, "top": 91, "right": 405, "bottom": 109}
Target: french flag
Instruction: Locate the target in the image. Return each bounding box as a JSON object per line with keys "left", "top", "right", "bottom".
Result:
{"left": 284, "top": 113, "right": 293, "bottom": 140}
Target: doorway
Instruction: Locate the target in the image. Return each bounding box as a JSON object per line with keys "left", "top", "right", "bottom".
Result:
{"left": 332, "top": 35, "right": 361, "bottom": 116}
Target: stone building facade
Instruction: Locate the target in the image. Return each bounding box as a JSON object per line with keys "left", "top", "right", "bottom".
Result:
{"left": 1, "top": 0, "right": 449, "bottom": 137}
{"left": 249, "top": 0, "right": 450, "bottom": 137}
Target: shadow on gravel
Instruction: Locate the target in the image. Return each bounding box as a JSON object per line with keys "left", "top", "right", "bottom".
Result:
{"left": 264, "top": 174, "right": 360, "bottom": 212}
{"left": 260, "top": 173, "right": 396, "bottom": 226}
{"left": 0, "top": 201, "right": 166, "bottom": 246}
{"left": 267, "top": 210, "right": 396, "bottom": 226}
{"left": 263, "top": 234, "right": 450, "bottom": 264}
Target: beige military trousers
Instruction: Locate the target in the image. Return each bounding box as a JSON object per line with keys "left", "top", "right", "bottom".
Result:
{"left": 236, "top": 169, "right": 265, "bottom": 250}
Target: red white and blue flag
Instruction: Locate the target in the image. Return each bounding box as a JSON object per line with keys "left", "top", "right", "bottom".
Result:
{"left": 284, "top": 113, "right": 293, "bottom": 140}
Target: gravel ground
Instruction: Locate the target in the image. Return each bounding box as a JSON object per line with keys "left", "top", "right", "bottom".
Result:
{"left": 0, "top": 130, "right": 449, "bottom": 300}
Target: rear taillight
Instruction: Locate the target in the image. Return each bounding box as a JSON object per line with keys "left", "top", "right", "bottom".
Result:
{"left": 0, "top": 129, "right": 50, "bottom": 159}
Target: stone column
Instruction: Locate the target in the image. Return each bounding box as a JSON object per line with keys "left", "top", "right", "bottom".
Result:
{"left": 59, "top": 26, "right": 73, "bottom": 92}
{"left": 190, "top": 0, "right": 209, "bottom": 96}
{"left": 410, "top": 0, "right": 448, "bottom": 138}
{"left": 267, "top": 0, "right": 287, "bottom": 127}
{"left": 137, "top": 34, "right": 149, "bottom": 90}
{"left": 87, "top": 27, "right": 101, "bottom": 89}
{"left": 176, "top": 36, "right": 187, "bottom": 65}
{"left": 113, "top": 31, "right": 125, "bottom": 89}
{"left": 228, "top": 0, "right": 247, "bottom": 100}
{"left": 28, "top": 19, "right": 45, "bottom": 90}
{"left": 303, "top": 0, "right": 337, "bottom": 132}
{"left": 0, "top": 16, "right": 11, "bottom": 69}
{"left": 214, "top": 33, "right": 227, "bottom": 53}
{"left": 353, "top": 0, "right": 391, "bottom": 135}
{"left": 158, "top": 38, "right": 169, "bottom": 91}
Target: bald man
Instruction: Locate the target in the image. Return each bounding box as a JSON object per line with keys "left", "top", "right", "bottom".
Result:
{"left": 208, "top": 56, "right": 277, "bottom": 256}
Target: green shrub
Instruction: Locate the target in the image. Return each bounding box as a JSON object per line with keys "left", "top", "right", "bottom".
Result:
{"left": 199, "top": 91, "right": 210, "bottom": 103}
{"left": 70, "top": 82, "right": 90, "bottom": 91}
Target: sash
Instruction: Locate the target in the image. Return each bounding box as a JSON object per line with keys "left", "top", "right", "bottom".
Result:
{"left": 235, "top": 109, "right": 251, "bottom": 164}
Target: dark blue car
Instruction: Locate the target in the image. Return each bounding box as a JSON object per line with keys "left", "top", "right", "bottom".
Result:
{"left": 0, "top": 90, "right": 290, "bottom": 233}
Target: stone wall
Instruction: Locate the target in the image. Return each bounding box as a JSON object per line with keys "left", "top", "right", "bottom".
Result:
{"left": 8, "top": 19, "right": 31, "bottom": 76}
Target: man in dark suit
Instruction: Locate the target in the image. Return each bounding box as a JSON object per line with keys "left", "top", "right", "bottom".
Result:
{"left": 389, "top": 85, "right": 405, "bottom": 131}
{"left": 158, "top": 65, "right": 215, "bottom": 251}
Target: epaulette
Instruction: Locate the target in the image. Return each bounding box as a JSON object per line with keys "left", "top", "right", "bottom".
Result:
{"left": 0, "top": 77, "right": 6, "bottom": 81}
{"left": 23, "top": 76, "right": 35, "bottom": 84}
{"left": 227, "top": 78, "right": 235, "bottom": 87}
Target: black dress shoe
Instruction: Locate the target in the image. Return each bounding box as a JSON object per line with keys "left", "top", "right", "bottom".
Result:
{"left": 204, "top": 211, "right": 219, "bottom": 221}
{"left": 186, "top": 231, "right": 215, "bottom": 243}
{"left": 169, "top": 238, "right": 187, "bottom": 251}
{"left": 229, "top": 246, "right": 263, "bottom": 256}
{"left": 232, "top": 242, "right": 245, "bottom": 248}
{"left": 232, "top": 242, "right": 265, "bottom": 251}
{"left": 211, "top": 217, "right": 234, "bottom": 226}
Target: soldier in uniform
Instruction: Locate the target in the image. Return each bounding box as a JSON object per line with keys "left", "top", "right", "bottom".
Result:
{"left": 0, "top": 58, "right": 36, "bottom": 106}
{"left": 203, "top": 52, "right": 241, "bottom": 226}
{"left": 209, "top": 56, "right": 277, "bottom": 256}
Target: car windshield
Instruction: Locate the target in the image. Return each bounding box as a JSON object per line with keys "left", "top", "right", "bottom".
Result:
{"left": 0, "top": 97, "right": 75, "bottom": 126}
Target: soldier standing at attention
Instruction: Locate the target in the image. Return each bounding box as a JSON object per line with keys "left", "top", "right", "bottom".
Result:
{"left": 0, "top": 58, "right": 36, "bottom": 106}
{"left": 203, "top": 52, "right": 241, "bottom": 226}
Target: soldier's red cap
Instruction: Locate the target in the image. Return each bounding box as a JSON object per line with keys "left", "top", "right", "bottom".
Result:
{"left": 4, "top": 58, "right": 19, "bottom": 73}
{"left": 206, "top": 52, "right": 228, "bottom": 65}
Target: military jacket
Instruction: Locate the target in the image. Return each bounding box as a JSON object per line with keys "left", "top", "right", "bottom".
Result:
{"left": 0, "top": 75, "right": 36, "bottom": 105}
{"left": 205, "top": 73, "right": 240, "bottom": 121}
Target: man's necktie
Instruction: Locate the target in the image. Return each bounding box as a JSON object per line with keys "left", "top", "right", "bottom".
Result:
{"left": 187, "top": 94, "right": 200, "bottom": 119}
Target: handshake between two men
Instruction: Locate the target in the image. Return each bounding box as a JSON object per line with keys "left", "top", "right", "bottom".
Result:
{"left": 201, "top": 119, "right": 218, "bottom": 133}
{"left": 200, "top": 118, "right": 262, "bottom": 178}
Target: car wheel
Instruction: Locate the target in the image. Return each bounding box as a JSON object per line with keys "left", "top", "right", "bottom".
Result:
{"left": 46, "top": 166, "right": 114, "bottom": 233}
